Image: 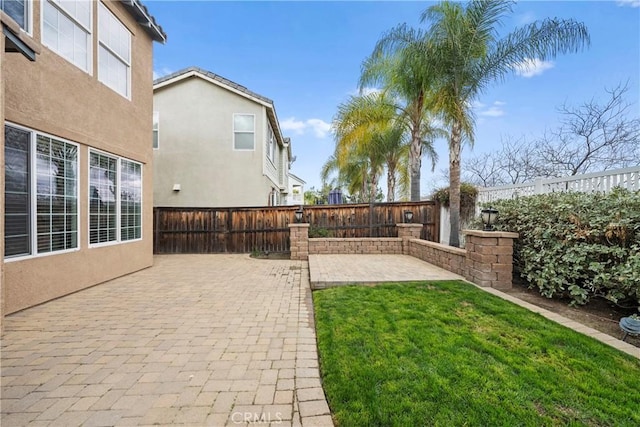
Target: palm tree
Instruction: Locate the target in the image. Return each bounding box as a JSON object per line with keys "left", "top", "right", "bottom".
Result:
{"left": 331, "top": 92, "right": 409, "bottom": 202}
{"left": 360, "top": 31, "right": 442, "bottom": 202}
{"left": 421, "top": 0, "right": 589, "bottom": 246}
{"left": 376, "top": 124, "right": 409, "bottom": 201}
{"left": 321, "top": 151, "right": 370, "bottom": 202}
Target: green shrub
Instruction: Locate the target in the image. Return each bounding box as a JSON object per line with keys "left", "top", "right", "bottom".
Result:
{"left": 432, "top": 182, "right": 478, "bottom": 207}
{"left": 309, "top": 226, "right": 330, "bottom": 238}
{"left": 432, "top": 183, "right": 478, "bottom": 221}
{"left": 489, "top": 188, "right": 640, "bottom": 308}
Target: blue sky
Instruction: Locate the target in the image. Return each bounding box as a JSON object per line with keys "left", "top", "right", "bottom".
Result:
{"left": 148, "top": 0, "right": 640, "bottom": 196}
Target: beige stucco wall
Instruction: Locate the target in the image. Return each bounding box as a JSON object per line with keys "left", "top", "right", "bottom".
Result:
{"left": 3, "top": 1, "right": 155, "bottom": 314}
{"left": 153, "top": 77, "right": 278, "bottom": 207}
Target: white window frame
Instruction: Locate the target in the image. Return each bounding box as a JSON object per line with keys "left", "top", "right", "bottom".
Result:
{"left": 88, "top": 149, "right": 143, "bottom": 247}
{"left": 267, "top": 122, "right": 277, "bottom": 163}
{"left": 98, "top": 1, "right": 132, "bottom": 99}
{"left": 1, "top": 0, "right": 33, "bottom": 34}
{"left": 4, "top": 122, "right": 80, "bottom": 262}
{"left": 152, "top": 111, "right": 159, "bottom": 150}
{"left": 233, "top": 113, "right": 255, "bottom": 151}
{"left": 41, "top": 0, "right": 93, "bottom": 73}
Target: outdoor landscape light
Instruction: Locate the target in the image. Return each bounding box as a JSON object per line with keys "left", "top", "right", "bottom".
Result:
{"left": 481, "top": 207, "right": 499, "bottom": 231}
{"left": 404, "top": 210, "right": 414, "bottom": 223}
{"left": 294, "top": 207, "right": 304, "bottom": 223}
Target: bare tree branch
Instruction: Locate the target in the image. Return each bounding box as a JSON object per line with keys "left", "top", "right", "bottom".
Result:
{"left": 463, "top": 83, "right": 640, "bottom": 186}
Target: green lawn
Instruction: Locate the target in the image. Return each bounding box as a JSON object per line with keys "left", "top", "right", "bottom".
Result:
{"left": 313, "top": 281, "right": 640, "bottom": 427}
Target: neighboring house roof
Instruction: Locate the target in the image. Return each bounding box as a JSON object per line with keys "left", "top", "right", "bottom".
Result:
{"left": 153, "top": 66, "right": 286, "bottom": 147}
{"left": 120, "top": 0, "right": 166, "bottom": 43}
{"left": 289, "top": 173, "right": 306, "bottom": 185}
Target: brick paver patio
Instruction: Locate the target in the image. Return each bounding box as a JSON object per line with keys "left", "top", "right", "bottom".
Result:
{"left": 1, "top": 255, "right": 333, "bottom": 427}
{"left": 309, "top": 254, "right": 463, "bottom": 289}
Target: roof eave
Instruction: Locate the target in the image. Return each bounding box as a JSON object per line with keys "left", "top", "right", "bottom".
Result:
{"left": 120, "top": 0, "right": 166, "bottom": 43}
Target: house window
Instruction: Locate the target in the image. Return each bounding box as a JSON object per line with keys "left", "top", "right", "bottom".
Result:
{"left": 1, "top": 0, "right": 30, "bottom": 32}
{"left": 267, "top": 123, "right": 276, "bottom": 162}
{"left": 152, "top": 112, "right": 159, "bottom": 149}
{"left": 89, "top": 150, "right": 142, "bottom": 245}
{"left": 234, "top": 114, "right": 255, "bottom": 150}
{"left": 42, "top": 0, "right": 92, "bottom": 72}
{"left": 4, "top": 124, "right": 79, "bottom": 259}
{"left": 98, "top": 2, "right": 131, "bottom": 98}
{"left": 120, "top": 160, "right": 142, "bottom": 241}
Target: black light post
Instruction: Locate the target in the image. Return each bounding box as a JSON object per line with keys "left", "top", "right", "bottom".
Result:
{"left": 294, "top": 207, "right": 304, "bottom": 223}
{"left": 404, "top": 210, "right": 414, "bottom": 224}
{"left": 481, "top": 207, "right": 499, "bottom": 231}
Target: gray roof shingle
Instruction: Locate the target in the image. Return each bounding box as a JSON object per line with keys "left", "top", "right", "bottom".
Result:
{"left": 153, "top": 66, "right": 274, "bottom": 105}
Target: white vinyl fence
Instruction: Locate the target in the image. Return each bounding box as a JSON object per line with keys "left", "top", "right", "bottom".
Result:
{"left": 477, "top": 166, "right": 640, "bottom": 207}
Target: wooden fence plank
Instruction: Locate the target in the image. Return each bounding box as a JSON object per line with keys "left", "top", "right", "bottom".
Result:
{"left": 153, "top": 201, "right": 439, "bottom": 254}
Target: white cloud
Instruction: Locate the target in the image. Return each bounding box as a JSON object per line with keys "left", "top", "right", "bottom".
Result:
{"left": 281, "top": 117, "right": 331, "bottom": 139}
{"left": 348, "top": 86, "right": 382, "bottom": 97}
{"left": 280, "top": 118, "right": 307, "bottom": 134}
{"left": 514, "top": 58, "right": 555, "bottom": 78}
{"left": 479, "top": 107, "right": 505, "bottom": 117}
{"left": 617, "top": 0, "right": 640, "bottom": 7}
{"left": 360, "top": 87, "right": 383, "bottom": 96}
{"left": 472, "top": 100, "right": 506, "bottom": 118}
{"left": 307, "top": 119, "right": 332, "bottom": 138}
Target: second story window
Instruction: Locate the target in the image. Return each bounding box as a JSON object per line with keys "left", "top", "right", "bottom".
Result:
{"left": 234, "top": 114, "right": 255, "bottom": 150}
{"left": 98, "top": 2, "right": 131, "bottom": 98}
{"left": 267, "top": 123, "right": 276, "bottom": 162}
{"left": 2, "top": 0, "right": 30, "bottom": 32}
{"left": 42, "top": 0, "right": 92, "bottom": 72}
{"left": 152, "top": 112, "right": 159, "bottom": 149}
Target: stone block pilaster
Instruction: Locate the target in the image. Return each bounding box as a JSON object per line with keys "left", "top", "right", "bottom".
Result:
{"left": 397, "top": 224, "right": 423, "bottom": 255}
{"left": 464, "top": 230, "right": 519, "bottom": 290}
{"left": 289, "top": 223, "right": 310, "bottom": 260}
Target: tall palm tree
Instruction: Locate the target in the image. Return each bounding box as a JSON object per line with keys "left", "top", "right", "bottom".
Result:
{"left": 421, "top": 0, "right": 589, "bottom": 246}
{"left": 360, "top": 31, "right": 442, "bottom": 202}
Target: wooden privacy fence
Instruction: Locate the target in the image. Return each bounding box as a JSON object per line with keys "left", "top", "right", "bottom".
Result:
{"left": 153, "top": 201, "right": 439, "bottom": 254}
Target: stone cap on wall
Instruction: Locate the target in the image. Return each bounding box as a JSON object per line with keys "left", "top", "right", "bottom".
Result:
{"left": 410, "top": 239, "right": 467, "bottom": 256}
{"left": 396, "top": 224, "right": 423, "bottom": 228}
{"left": 463, "top": 230, "right": 519, "bottom": 239}
{"left": 289, "top": 223, "right": 310, "bottom": 228}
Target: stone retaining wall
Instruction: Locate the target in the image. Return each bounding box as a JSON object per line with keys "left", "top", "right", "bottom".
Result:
{"left": 309, "top": 238, "right": 402, "bottom": 255}
{"left": 409, "top": 240, "right": 466, "bottom": 277}
{"left": 289, "top": 223, "right": 518, "bottom": 289}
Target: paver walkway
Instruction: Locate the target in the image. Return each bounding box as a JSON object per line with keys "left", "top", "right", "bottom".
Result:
{"left": 1, "top": 255, "right": 333, "bottom": 427}
{"left": 309, "top": 254, "right": 463, "bottom": 289}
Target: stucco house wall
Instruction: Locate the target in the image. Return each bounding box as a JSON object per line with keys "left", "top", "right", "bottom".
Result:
{"left": 2, "top": 1, "right": 165, "bottom": 315}
{"left": 153, "top": 67, "right": 297, "bottom": 208}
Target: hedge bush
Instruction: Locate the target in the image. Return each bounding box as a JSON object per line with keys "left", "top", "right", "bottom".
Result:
{"left": 432, "top": 183, "right": 478, "bottom": 222}
{"left": 489, "top": 188, "right": 640, "bottom": 309}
